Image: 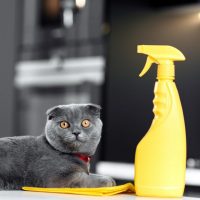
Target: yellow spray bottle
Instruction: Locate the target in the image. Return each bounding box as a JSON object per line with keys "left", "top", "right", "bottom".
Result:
{"left": 134, "top": 45, "right": 186, "bottom": 197}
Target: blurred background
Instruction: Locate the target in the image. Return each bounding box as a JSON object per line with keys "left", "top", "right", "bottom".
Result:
{"left": 1, "top": 0, "right": 200, "bottom": 196}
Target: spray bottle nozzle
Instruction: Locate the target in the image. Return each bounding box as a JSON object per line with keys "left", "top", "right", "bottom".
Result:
{"left": 137, "top": 45, "right": 185, "bottom": 79}
{"left": 139, "top": 56, "right": 158, "bottom": 77}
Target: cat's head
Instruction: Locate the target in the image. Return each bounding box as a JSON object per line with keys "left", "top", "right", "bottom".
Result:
{"left": 45, "top": 104, "right": 102, "bottom": 156}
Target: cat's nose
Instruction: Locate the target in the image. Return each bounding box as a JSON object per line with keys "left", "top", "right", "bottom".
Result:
{"left": 72, "top": 132, "right": 81, "bottom": 136}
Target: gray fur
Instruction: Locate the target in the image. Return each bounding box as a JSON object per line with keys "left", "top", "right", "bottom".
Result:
{"left": 0, "top": 104, "right": 115, "bottom": 190}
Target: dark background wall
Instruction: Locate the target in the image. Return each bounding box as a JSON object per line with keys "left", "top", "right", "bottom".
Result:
{"left": 21, "top": 0, "right": 104, "bottom": 60}
{"left": 0, "top": 1, "right": 21, "bottom": 137}
{"left": 103, "top": 0, "right": 200, "bottom": 162}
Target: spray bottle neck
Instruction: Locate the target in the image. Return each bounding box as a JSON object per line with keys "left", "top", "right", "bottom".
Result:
{"left": 157, "top": 60, "right": 175, "bottom": 80}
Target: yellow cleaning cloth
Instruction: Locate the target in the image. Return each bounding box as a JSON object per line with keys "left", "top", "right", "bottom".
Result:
{"left": 22, "top": 183, "right": 135, "bottom": 196}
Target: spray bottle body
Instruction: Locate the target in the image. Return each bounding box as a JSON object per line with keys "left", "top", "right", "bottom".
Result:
{"left": 135, "top": 79, "right": 186, "bottom": 197}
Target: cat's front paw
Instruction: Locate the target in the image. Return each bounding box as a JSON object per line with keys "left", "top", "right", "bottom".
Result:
{"left": 98, "top": 175, "right": 116, "bottom": 187}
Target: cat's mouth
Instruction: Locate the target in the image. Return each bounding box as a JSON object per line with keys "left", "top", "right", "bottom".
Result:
{"left": 75, "top": 136, "right": 86, "bottom": 142}
{"left": 66, "top": 140, "right": 87, "bottom": 153}
{"left": 71, "top": 135, "right": 87, "bottom": 143}
{"left": 63, "top": 136, "right": 86, "bottom": 147}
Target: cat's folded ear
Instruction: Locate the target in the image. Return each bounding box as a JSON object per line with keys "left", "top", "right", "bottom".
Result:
{"left": 86, "top": 104, "right": 101, "bottom": 118}
{"left": 46, "top": 106, "right": 62, "bottom": 120}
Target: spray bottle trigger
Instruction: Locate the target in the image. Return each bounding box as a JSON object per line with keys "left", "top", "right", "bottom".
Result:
{"left": 139, "top": 56, "right": 158, "bottom": 77}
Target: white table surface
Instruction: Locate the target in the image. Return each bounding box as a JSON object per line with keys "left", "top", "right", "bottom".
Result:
{"left": 0, "top": 191, "right": 198, "bottom": 200}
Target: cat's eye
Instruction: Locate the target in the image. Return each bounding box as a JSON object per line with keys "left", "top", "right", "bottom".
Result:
{"left": 81, "top": 119, "right": 90, "bottom": 128}
{"left": 60, "top": 121, "right": 70, "bottom": 129}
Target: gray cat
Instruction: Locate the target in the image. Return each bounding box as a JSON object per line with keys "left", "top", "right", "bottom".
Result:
{"left": 0, "top": 104, "right": 115, "bottom": 190}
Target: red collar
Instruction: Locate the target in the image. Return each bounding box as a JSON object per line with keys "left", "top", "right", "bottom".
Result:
{"left": 74, "top": 153, "right": 91, "bottom": 163}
